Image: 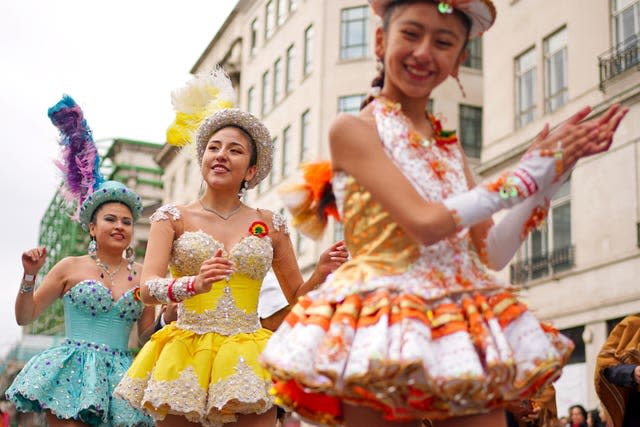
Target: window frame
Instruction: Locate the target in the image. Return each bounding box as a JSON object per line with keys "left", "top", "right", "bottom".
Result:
{"left": 340, "top": 6, "right": 369, "bottom": 60}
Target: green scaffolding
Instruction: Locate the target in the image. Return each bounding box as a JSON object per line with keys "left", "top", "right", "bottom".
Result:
{"left": 26, "top": 189, "right": 89, "bottom": 336}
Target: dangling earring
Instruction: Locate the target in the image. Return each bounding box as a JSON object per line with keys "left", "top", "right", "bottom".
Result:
{"left": 238, "top": 180, "right": 249, "bottom": 199}
{"left": 199, "top": 179, "right": 205, "bottom": 197}
{"left": 376, "top": 58, "right": 384, "bottom": 73}
{"left": 88, "top": 238, "right": 97, "bottom": 259}
{"left": 455, "top": 75, "right": 467, "bottom": 98}
{"left": 125, "top": 246, "right": 136, "bottom": 282}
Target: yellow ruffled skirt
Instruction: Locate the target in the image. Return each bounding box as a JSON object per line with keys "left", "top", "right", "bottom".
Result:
{"left": 114, "top": 290, "right": 273, "bottom": 427}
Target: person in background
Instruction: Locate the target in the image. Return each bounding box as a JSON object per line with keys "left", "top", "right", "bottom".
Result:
{"left": 594, "top": 314, "right": 640, "bottom": 427}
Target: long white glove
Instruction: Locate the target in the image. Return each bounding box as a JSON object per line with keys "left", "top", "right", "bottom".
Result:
{"left": 481, "top": 169, "right": 571, "bottom": 270}
{"left": 443, "top": 149, "right": 563, "bottom": 228}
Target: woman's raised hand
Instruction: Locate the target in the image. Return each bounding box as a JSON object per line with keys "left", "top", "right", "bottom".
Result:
{"left": 21, "top": 247, "right": 47, "bottom": 276}
{"left": 315, "top": 240, "right": 349, "bottom": 278}
{"left": 194, "top": 249, "right": 234, "bottom": 294}
{"left": 528, "top": 104, "right": 628, "bottom": 172}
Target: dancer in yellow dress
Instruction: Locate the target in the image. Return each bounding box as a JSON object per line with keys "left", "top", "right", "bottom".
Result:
{"left": 113, "top": 71, "right": 347, "bottom": 427}
{"left": 260, "top": 1, "right": 629, "bottom": 426}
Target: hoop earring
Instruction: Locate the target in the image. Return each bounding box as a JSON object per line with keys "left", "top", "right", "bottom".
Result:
{"left": 455, "top": 75, "right": 467, "bottom": 98}
{"left": 125, "top": 246, "right": 136, "bottom": 281}
{"left": 88, "top": 238, "right": 97, "bottom": 259}
{"left": 238, "top": 180, "right": 249, "bottom": 199}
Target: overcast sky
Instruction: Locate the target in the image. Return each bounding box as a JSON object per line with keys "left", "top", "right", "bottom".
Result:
{"left": 0, "top": 0, "right": 236, "bottom": 357}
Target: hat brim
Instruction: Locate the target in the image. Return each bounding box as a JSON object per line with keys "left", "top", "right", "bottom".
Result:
{"left": 79, "top": 181, "right": 143, "bottom": 230}
{"left": 369, "top": 0, "right": 496, "bottom": 38}
{"left": 196, "top": 109, "right": 273, "bottom": 189}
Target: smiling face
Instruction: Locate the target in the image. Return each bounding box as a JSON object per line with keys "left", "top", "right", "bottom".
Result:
{"left": 88, "top": 202, "right": 133, "bottom": 252}
{"left": 375, "top": 1, "right": 468, "bottom": 102}
{"left": 201, "top": 126, "right": 257, "bottom": 193}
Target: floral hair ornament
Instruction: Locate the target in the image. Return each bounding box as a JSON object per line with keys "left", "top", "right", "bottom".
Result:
{"left": 249, "top": 221, "right": 269, "bottom": 238}
{"left": 48, "top": 95, "right": 143, "bottom": 230}
{"left": 368, "top": 0, "right": 497, "bottom": 38}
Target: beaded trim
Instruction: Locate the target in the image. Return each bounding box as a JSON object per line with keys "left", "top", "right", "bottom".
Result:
{"left": 176, "top": 286, "right": 261, "bottom": 335}
{"left": 63, "top": 338, "right": 131, "bottom": 356}
{"left": 272, "top": 212, "right": 289, "bottom": 234}
{"left": 150, "top": 204, "right": 181, "bottom": 222}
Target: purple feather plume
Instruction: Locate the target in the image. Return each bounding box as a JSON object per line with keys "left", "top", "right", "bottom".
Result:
{"left": 48, "top": 95, "right": 104, "bottom": 217}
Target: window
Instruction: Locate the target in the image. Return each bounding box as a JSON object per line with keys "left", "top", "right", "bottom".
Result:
{"left": 282, "top": 125, "right": 291, "bottom": 178}
{"left": 515, "top": 48, "right": 536, "bottom": 128}
{"left": 303, "top": 25, "right": 314, "bottom": 76}
{"left": 250, "top": 18, "right": 259, "bottom": 56}
{"left": 277, "top": 0, "right": 287, "bottom": 26}
{"left": 544, "top": 28, "right": 568, "bottom": 113}
{"left": 511, "top": 180, "right": 573, "bottom": 283}
{"left": 247, "top": 86, "right": 255, "bottom": 115}
{"left": 261, "top": 70, "right": 270, "bottom": 116}
{"left": 463, "top": 37, "right": 482, "bottom": 69}
{"left": 265, "top": 1, "right": 275, "bottom": 40}
{"left": 340, "top": 6, "right": 369, "bottom": 60}
{"left": 560, "top": 325, "right": 586, "bottom": 364}
{"left": 338, "top": 94, "right": 365, "bottom": 115}
{"left": 300, "top": 109, "right": 310, "bottom": 162}
{"left": 273, "top": 58, "right": 283, "bottom": 105}
{"left": 285, "top": 44, "right": 295, "bottom": 93}
{"left": 459, "top": 105, "right": 482, "bottom": 158}
{"left": 612, "top": 0, "right": 640, "bottom": 49}
{"left": 270, "top": 136, "right": 279, "bottom": 186}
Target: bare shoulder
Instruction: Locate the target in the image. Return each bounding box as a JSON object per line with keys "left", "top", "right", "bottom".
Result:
{"left": 329, "top": 110, "right": 379, "bottom": 170}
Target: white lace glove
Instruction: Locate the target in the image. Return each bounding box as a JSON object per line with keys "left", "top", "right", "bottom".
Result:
{"left": 443, "top": 149, "right": 563, "bottom": 229}
{"left": 481, "top": 169, "right": 571, "bottom": 270}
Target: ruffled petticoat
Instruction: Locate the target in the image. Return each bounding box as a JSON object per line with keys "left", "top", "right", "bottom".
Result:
{"left": 114, "top": 323, "right": 274, "bottom": 427}
{"left": 6, "top": 339, "right": 154, "bottom": 427}
{"left": 261, "top": 260, "right": 574, "bottom": 425}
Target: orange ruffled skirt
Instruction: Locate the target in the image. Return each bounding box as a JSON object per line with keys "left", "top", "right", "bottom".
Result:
{"left": 260, "top": 289, "right": 573, "bottom": 425}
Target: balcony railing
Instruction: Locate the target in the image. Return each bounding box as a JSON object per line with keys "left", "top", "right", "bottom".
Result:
{"left": 510, "top": 245, "right": 575, "bottom": 284}
{"left": 598, "top": 35, "right": 640, "bottom": 88}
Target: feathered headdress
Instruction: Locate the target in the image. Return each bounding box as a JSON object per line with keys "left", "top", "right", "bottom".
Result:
{"left": 48, "top": 95, "right": 104, "bottom": 219}
{"left": 166, "top": 67, "right": 236, "bottom": 148}
{"left": 279, "top": 161, "right": 340, "bottom": 240}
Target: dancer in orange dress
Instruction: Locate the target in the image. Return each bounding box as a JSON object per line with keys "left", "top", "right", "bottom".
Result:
{"left": 261, "top": 1, "right": 629, "bottom": 426}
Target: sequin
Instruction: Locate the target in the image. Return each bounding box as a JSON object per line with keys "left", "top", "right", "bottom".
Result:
{"left": 177, "top": 286, "right": 261, "bottom": 335}
{"left": 6, "top": 281, "right": 152, "bottom": 426}
{"left": 115, "top": 214, "right": 278, "bottom": 425}
{"left": 150, "top": 204, "right": 181, "bottom": 222}
{"left": 260, "top": 98, "right": 575, "bottom": 425}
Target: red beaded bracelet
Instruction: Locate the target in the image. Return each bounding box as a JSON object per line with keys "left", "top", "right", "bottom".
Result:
{"left": 167, "top": 279, "right": 178, "bottom": 303}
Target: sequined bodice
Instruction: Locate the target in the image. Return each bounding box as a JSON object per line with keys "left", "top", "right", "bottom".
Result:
{"left": 63, "top": 280, "right": 143, "bottom": 350}
{"left": 329, "top": 98, "right": 489, "bottom": 289}
{"left": 170, "top": 230, "right": 273, "bottom": 336}
{"left": 170, "top": 230, "right": 273, "bottom": 281}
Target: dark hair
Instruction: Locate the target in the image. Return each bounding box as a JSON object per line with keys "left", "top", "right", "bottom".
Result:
{"left": 361, "top": 0, "right": 472, "bottom": 110}
{"left": 569, "top": 404, "right": 588, "bottom": 420}
{"left": 90, "top": 201, "right": 133, "bottom": 225}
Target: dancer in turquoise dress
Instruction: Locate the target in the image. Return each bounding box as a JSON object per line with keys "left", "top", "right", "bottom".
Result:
{"left": 6, "top": 95, "right": 156, "bottom": 427}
